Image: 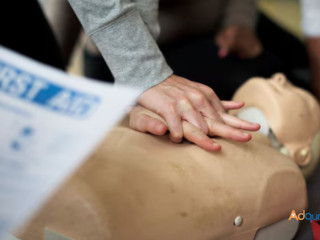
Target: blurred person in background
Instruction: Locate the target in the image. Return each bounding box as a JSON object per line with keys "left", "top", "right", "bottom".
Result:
{"left": 302, "top": 0, "right": 320, "bottom": 100}
{"left": 47, "top": 0, "right": 282, "bottom": 100}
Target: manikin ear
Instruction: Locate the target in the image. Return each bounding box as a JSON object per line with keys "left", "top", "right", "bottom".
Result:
{"left": 302, "top": 130, "right": 320, "bottom": 177}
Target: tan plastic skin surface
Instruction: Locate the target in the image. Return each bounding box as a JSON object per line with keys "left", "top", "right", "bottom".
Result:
{"left": 232, "top": 73, "right": 320, "bottom": 176}
{"left": 17, "top": 74, "right": 310, "bottom": 240}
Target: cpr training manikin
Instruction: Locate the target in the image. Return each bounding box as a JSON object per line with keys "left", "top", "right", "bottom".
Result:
{"left": 17, "top": 74, "right": 320, "bottom": 240}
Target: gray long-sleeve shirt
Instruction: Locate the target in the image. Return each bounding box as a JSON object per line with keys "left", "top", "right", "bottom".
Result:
{"left": 68, "top": 0, "right": 257, "bottom": 91}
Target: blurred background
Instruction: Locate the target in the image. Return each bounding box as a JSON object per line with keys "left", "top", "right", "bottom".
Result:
{"left": 37, "top": 0, "right": 304, "bottom": 76}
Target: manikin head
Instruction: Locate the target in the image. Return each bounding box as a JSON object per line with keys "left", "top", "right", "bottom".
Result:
{"left": 232, "top": 73, "right": 320, "bottom": 177}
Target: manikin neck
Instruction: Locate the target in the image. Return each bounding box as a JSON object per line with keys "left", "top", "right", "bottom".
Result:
{"left": 237, "top": 107, "right": 290, "bottom": 157}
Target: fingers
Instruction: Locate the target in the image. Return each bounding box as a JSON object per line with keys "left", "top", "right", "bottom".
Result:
{"left": 216, "top": 28, "right": 235, "bottom": 58}
{"left": 129, "top": 105, "right": 220, "bottom": 151}
{"left": 195, "top": 83, "right": 226, "bottom": 114}
{"left": 129, "top": 104, "right": 259, "bottom": 152}
{"left": 237, "top": 42, "right": 263, "bottom": 59}
{"left": 206, "top": 118, "right": 252, "bottom": 142}
{"left": 182, "top": 121, "right": 221, "bottom": 151}
{"left": 175, "top": 85, "right": 223, "bottom": 124}
{"left": 163, "top": 105, "right": 184, "bottom": 143}
{"left": 218, "top": 47, "right": 229, "bottom": 58}
{"left": 139, "top": 87, "right": 184, "bottom": 143}
{"left": 138, "top": 75, "right": 253, "bottom": 146}
{"left": 249, "top": 43, "right": 263, "bottom": 58}
{"left": 221, "top": 113, "right": 260, "bottom": 131}
{"left": 221, "top": 101, "right": 245, "bottom": 110}
{"left": 129, "top": 106, "right": 167, "bottom": 135}
{"left": 216, "top": 26, "right": 263, "bottom": 59}
{"left": 164, "top": 77, "right": 223, "bottom": 132}
{"left": 240, "top": 34, "right": 263, "bottom": 59}
{"left": 174, "top": 98, "right": 209, "bottom": 134}
{"left": 216, "top": 35, "right": 230, "bottom": 57}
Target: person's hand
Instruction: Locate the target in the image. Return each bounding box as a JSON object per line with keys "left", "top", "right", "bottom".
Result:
{"left": 138, "top": 74, "right": 227, "bottom": 143}
{"left": 129, "top": 104, "right": 260, "bottom": 151}
{"left": 216, "top": 25, "right": 263, "bottom": 59}
{"left": 306, "top": 37, "right": 320, "bottom": 100}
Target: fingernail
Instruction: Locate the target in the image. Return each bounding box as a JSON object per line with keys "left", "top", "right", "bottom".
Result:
{"left": 212, "top": 143, "right": 221, "bottom": 151}
{"left": 242, "top": 132, "right": 250, "bottom": 137}
{"left": 212, "top": 142, "right": 220, "bottom": 147}
{"left": 253, "top": 123, "right": 261, "bottom": 129}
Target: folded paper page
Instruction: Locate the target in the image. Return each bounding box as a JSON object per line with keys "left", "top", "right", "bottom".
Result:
{"left": 0, "top": 46, "right": 140, "bottom": 240}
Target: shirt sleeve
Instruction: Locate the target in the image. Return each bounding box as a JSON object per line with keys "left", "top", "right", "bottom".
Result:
{"left": 301, "top": 0, "right": 320, "bottom": 37}
{"left": 222, "top": 0, "right": 258, "bottom": 30}
{"left": 67, "top": 0, "right": 173, "bottom": 91}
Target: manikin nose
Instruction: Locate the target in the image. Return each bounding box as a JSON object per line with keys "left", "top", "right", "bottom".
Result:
{"left": 270, "top": 73, "right": 287, "bottom": 85}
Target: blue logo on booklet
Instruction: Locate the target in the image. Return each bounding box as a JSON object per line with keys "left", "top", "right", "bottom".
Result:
{"left": 0, "top": 61, "right": 100, "bottom": 118}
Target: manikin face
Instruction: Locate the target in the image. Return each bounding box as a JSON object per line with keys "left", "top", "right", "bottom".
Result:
{"left": 232, "top": 73, "right": 320, "bottom": 177}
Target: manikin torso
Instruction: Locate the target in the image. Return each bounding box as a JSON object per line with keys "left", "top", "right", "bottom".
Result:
{"left": 17, "top": 74, "right": 319, "bottom": 240}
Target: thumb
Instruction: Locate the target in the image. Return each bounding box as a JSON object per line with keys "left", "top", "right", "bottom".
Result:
{"left": 130, "top": 113, "right": 168, "bottom": 135}
{"left": 129, "top": 106, "right": 168, "bottom": 135}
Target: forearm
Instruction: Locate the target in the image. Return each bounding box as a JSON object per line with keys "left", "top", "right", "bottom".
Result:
{"left": 67, "top": 0, "right": 173, "bottom": 91}
{"left": 222, "top": 0, "right": 258, "bottom": 30}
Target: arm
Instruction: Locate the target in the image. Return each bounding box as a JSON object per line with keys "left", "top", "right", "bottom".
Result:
{"left": 67, "top": 0, "right": 172, "bottom": 91}
{"left": 67, "top": 0, "right": 255, "bottom": 144}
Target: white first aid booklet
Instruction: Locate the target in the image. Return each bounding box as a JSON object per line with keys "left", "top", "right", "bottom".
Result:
{"left": 0, "top": 46, "right": 140, "bottom": 239}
